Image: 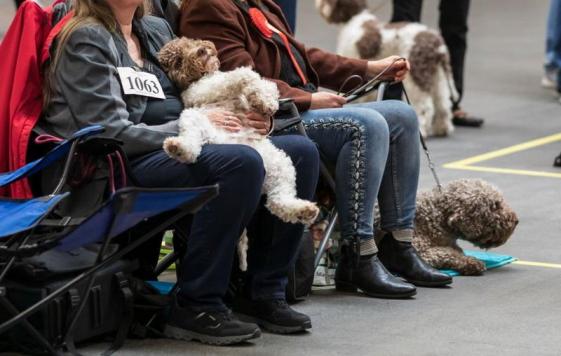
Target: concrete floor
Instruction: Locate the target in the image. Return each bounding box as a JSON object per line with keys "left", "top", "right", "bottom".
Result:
{"left": 2, "top": 0, "right": 561, "bottom": 355}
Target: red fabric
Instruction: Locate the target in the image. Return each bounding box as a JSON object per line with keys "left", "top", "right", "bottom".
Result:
{"left": 248, "top": 7, "right": 308, "bottom": 85}
{"left": 0, "top": 0, "right": 68, "bottom": 198}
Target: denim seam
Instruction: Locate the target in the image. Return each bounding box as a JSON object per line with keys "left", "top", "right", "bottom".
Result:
{"left": 304, "top": 118, "right": 367, "bottom": 240}
{"left": 390, "top": 141, "right": 402, "bottom": 223}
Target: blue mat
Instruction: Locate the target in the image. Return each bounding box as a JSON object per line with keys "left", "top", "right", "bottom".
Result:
{"left": 147, "top": 281, "right": 175, "bottom": 295}
{"left": 440, "top": 250, "right": 517, "bottom": 276}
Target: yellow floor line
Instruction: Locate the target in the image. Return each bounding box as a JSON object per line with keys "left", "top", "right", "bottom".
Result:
{"left": 513, "top": 260, "right": 561, "bottom": 269}
{"left": 443, "top": 164, "right": 561, "bottom": 179}
{"left": 445, "top": 132, "right": 561, "bottom": 167}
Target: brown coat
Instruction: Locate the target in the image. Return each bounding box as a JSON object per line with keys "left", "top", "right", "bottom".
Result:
{"left": 178, "top": 0, "right": 368, "bottom": 111}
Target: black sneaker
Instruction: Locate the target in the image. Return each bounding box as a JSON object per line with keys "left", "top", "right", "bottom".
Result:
{"left": 165, "top": 297, "right": 261, "bottom": 346}
{"left": 234, "top": 298, "right": 312, "bottom": 334}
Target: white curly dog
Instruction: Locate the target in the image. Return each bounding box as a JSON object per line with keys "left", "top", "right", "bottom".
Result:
{"left": 157, "top": 38, "right": 320, "bottom": 251}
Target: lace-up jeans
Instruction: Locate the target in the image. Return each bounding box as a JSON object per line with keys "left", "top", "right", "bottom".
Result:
{"left": 300, "top": 100, "right": 420, "bottom": 254}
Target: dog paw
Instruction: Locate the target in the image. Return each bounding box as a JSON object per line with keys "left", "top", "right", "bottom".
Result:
{"left": 266, "top": 198, "right": 320, "bottom": 226}
{"left": 459, "top": 257, "right": 486, "bottom": 276}
{"left": 431, "top": 122, "right": 451, "bottom": 137}
{"left": 163, "top": 137, "right": 198, "bottom": 163}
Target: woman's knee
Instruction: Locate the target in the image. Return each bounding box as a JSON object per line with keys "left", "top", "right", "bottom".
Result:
{"left": 233, "top": 145, "right": 266, "bottom": 179}
{"left": 384, "top": 100, "right": 419, "bottom": 134}
{"left": 350, "top": 108, "right": 390, "bottom": 144}
{"left": 279, "top": 135, "right": 320, "bottom": 168}
{"left": 209, "top": 145, "right": 265, "bottom": 185}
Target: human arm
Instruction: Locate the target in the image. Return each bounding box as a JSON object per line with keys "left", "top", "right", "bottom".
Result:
{"left": 54, "top": 26, "right": 178, "bottom": 157}
{"left": 179, "top": 0, "right": 314, "bottom": 111}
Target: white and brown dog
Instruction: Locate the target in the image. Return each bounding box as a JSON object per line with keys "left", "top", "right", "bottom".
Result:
{"left": 316, "top": 0, "right": 458, "bottom": 137}
{"left": 158, "top": 38, "right": 320, "bottom": 268}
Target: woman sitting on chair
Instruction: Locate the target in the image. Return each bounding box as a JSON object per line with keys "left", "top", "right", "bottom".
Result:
{"left": 42, "top": 0, "right": 319, "bottom": 345}
{"left": 180, "top": 0, "right": 452, "bottom": 301}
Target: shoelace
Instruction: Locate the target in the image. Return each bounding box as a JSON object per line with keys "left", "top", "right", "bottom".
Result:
{"left": 272, "top": 300, "right": 290, "bottom": 309}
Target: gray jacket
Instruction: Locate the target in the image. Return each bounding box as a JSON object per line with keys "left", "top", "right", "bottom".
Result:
{"left": 44, "top": 16, "right": 179, "bottom": 158}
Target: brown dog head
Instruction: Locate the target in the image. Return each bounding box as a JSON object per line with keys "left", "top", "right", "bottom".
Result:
{"left": 316, "top": 0, "right": 367, "bottom": 24}
{"left": 440, "top": 179, "right": 519, "bottom": 249}
{"left": 158, "top": 37, "right": 220, "bottom": 90}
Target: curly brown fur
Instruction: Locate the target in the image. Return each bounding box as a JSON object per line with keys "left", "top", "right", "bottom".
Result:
{"left": 157, "top": 37, "right": 219, "bottom": 90}
{"left": 356, "top": 19, "right": 382, "bottom": 59}
{"left": 408, "top": 31, "right": 447, "bottom": 92}
{"left": 316, "top": 0, "right": 367, "bottom": 24}
{"left": 413, "top": 179, "right": 519, "bottom": 275}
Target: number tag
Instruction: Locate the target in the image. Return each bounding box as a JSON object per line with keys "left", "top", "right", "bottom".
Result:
{"left": 117, "top": 67, "right": 166, "bottom": 99}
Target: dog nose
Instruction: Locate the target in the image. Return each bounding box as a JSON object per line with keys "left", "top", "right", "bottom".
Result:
{"left": 515, "top": 219, "right": 519, "bottom": 226}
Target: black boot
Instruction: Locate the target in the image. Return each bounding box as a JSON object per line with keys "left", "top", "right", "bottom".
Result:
{"left": 378, "top": 234, "right": 453, "bottom": 287}
{"left": 335, "top": 246, "right": 417, "bottom": 299}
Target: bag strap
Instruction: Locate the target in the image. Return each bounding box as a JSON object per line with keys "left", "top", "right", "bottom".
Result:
{"left": 101, "top": 272, "right": 134, "bottom": 356}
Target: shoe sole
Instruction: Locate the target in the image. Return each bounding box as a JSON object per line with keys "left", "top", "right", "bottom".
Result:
{"left": 335, "top": 281, "right": 416, "bottom": 299}
{"left": 236, "top": 313, "right": 312, "bottom": 334}
{"left": 405, "top": 278, "right": 453, "bottom": 288}
{"left": 164, "top": 324, "right": 261, "bottom": 346}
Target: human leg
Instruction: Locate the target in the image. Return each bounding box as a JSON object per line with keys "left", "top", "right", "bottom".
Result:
{"left": 344, "top": 100, "right": 452, "bottom": 287}
{"left": 391, "top": 0, "right": 423, "bottom": 23}
{"left": 439, "top": 0, "right": 470, "bottom": 106}
{"left": 237, "top": 135, "right": 319, "bottom": 333}
{"left": 544, "top": 0, "right": 561, "bottom": 89}
{"left": 131, "top": 145, "right": 265, "bottom": 344}
{"left": 300, "top": 105, "right": 416, "bottom": 298}
{"left": 439, "top": 0, "right": 484, "bottom": 127}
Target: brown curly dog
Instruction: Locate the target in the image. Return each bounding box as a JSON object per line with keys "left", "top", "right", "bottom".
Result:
{"left": 413, "top": 179, "right": 519, "bottom": 275}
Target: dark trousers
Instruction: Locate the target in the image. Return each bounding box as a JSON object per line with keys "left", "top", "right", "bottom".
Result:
{"left": 392, "top": 0, "right": 471, "bottom": 109}
{"left": 274, "top": 0, "right": 297, "bottom": 32}
{"left": 130, "top": 135, "right": 319, "bottom": 311}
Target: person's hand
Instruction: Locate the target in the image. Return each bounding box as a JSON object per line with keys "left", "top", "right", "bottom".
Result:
{"left": 245, "top": 111, "right": 272, "bottom": 135}
{"left": 367, "top": 55, "right": 410, "bottom": 82}
{"left": 310, "top": 92, "right": 347, "bottom": 109}
{"left": 207, "top": 109, "right": 243, "bottom": 132}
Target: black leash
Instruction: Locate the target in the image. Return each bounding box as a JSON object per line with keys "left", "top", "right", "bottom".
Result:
{"left": 401, "top": 86, "right": 443, "bottom": 193}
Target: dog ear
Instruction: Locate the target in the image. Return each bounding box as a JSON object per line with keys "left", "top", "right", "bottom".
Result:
{"left": 158, "top": 40, "right": 184, "bottom": 72}
{"left": 201, "top": 40, "right": 218, "bottom": 54}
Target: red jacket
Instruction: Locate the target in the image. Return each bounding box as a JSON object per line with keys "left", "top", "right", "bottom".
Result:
{"left": 0, "top": 0, "right": 67, "bottom": 198}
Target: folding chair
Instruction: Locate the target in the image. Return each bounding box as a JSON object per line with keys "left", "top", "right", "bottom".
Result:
{"left": 0, "top": 126, "right": 218, "bottom": 354}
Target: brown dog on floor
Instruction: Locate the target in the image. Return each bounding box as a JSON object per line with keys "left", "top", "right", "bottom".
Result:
{"left": 413, "top": 179, "right": 519, "bottom": 275}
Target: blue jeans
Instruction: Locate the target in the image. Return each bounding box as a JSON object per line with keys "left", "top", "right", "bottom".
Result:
{"left": 130, "top": 135, "right": 319, "bottom": 310}
{"left": 546, "top": 0, "right": 561, "bottom": 90}
{"left": 300, "top": 100, "right": 420, "bottom": 247}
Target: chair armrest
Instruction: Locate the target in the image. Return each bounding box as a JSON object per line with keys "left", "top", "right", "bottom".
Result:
{"left": 0, "top": 125, "right": 105, "bottom": 190}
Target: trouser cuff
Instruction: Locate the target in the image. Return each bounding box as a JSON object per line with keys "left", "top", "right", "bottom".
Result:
{"left": 391, "top": 229, "right": 414, "bottom": 242}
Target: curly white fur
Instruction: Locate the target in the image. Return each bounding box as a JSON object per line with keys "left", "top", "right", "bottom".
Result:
{"left": 163, "top": 67, "right": 320, "bottom": 270}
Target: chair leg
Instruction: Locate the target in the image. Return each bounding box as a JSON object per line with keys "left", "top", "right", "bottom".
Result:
{"left": 0, "top": 209, "right": 192, "bottom": 339}
{"left": 313, "top": 210, "right": 338, "bottom": 270}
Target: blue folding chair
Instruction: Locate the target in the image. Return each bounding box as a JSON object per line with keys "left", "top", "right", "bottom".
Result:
{"left": 0, "top": 126, "right": 219, "bottom": 354}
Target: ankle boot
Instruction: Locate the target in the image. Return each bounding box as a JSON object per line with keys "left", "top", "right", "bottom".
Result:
{"left": 378, "top": 234, "right": 453, "bottom": 287}
{"left": 335, "top": 246, "right": 416, "bottom": 299}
